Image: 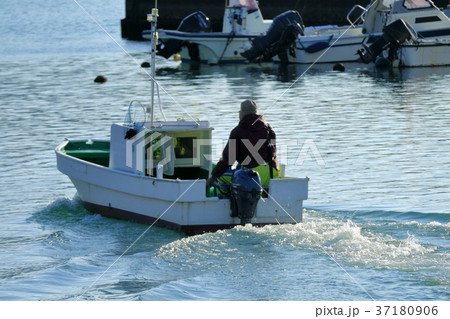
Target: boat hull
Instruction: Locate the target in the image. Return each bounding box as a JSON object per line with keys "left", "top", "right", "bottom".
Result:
{"left": 399, "top": 41, "right": 450, "bottom": 67}
{"left": 274, "top": 34, "right": 369, "bottom": 64}
{"left": 156, "top": 30, "right": 253, "bottom": 64}
{"left": 56, "top": 140, "right": 308, "bottom": 235}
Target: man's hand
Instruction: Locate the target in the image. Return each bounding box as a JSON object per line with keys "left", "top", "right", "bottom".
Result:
{"left": 206, "top": 176, "right": 217, "bottom": 189}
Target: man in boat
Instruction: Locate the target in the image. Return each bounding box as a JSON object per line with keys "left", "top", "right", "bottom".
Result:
{"left": 206, "top": 99, "right": 278, "bottom": 188}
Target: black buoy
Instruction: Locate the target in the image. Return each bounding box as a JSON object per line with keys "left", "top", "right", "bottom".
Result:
{"left": 141, "top": 62, "right": 151, "bottom": 68}
{"left": 333, "top": 63, "right": 345, "bottom": 72}
{"left": 94, "top": 75, "right": 107, "bottom": 83}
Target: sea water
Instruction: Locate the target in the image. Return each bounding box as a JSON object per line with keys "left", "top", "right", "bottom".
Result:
{"left": 0, "top": 0, "right": 449, "bottom": 301}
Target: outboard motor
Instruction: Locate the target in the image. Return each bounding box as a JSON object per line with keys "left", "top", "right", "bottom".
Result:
{"left": 241, "top": 10, "right": 304, "bottom": 62}
{"left": 357, "top": 19, "right": 417, "bottom": 64}
{"left": 230, "top": 169, "right": 262, "bottom": 225}
{"left": 157, "top": 11, "right": 212, "bottom": 59}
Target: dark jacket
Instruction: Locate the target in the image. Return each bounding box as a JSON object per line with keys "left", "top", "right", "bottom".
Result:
{"left": 211, "top": 113, "right": 278, "bottom": 178}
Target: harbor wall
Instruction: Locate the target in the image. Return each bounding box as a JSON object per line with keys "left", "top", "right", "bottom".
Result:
{"left": 121, "top": 0, "right": 450, "bottom": 40}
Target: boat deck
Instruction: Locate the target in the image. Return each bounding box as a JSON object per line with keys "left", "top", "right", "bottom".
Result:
{"left": 62, "top": 141, "right": 110, "bottom": 167}
{"left": 61, "top": 140, "right": 210, "bottom": 180}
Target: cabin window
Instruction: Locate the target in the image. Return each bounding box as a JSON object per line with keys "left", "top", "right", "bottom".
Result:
{"left": 174, "top": 137, "right": 195, "bottom": 159}
{"left": 403, "top": 0, "right": 432, "bottom": 9}
{"left": 148, "top": 135, "right": 162, "bottom": 161}
{"left": 415, "top": 16, "right": 441, "bottom": 23}
{"left": 144, "top": 133, "right": 175, "bottom": 176}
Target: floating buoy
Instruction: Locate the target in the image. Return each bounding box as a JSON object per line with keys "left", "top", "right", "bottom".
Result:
{"left": 141, "top": 62, "right": 151, "bottom": 68}
{"left": 173, "top": 54, "right": 181, "bottom": 62}
{"left": 333, "top": 63, "right": 345, "bottom": 72}
{"left": 94, "top": 75, "right": 107, "bottom": 83}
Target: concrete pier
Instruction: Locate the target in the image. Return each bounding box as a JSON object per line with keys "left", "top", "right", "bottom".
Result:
{"left": 121, "top": 0, "right": 450, "bottom": 40}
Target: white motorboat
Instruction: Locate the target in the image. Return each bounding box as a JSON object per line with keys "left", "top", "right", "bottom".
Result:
{"left": 270, "top": 0, "right": 450, "bottom": 64}
{"left": 374, "top": 0, "right": 450, "bottom": 67}
{"left": 55, "top": 7, "right": 309, "bottom": 236}
{"left": 361, "top": 35, "right": 450, "bottom": 67}
{"left": 143, "top": 0, "right": 304, "bottom": 65}
{"left": 357, "top": 2, "right": 450, "bottom": 67}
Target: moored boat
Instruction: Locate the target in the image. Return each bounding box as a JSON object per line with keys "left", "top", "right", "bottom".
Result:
{"left": 55, "top": 6, "right": 309, "bottom": 236}
{"left": 357, "top": 15, "right": 450, "bottom": 67}
{"left": 270, "top": 0, "right": 450, "bottom": 64}
{"left": 144, "top": 0, "right": 304, "bottom": 64}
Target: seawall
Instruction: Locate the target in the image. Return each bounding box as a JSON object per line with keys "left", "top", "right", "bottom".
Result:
{"left": 121, "top": 0, "right": 450, "bottom": 40}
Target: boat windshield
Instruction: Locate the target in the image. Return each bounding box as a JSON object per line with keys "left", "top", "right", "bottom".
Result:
{"left": 228, "top": 0, "right": 259, "bottom": 11}
{"left": 403, "top": 0, "right": 432, "bottom": 9}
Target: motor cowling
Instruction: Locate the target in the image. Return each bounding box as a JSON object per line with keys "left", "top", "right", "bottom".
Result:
{"left": 241, "top": 10, "right": 304, "bottom": 62}
{"left": 230, "top": 169, "right": 262, "bottom": 225}
{"left": 157, "top": 11, "right": 212, "bottom": 59}
{"left": 358, "top": 19, "right": 417, "bottom": 64}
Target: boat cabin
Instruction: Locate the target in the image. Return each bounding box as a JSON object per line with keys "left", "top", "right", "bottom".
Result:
{"left": 363, "top": 0, "right": 450, "bottom": 38}
{"left": 109, "top": 121, "right": 213, "bottom": 181}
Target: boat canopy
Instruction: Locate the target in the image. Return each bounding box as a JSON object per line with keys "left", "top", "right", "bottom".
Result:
{"left": 404, "top": 0, "right": 432, "bottom": 9}
{"left": 110, "top": 121, "right": 213, "bottom": 180}
{"left": 368, "top": 0, "right": 433, "bottom": 12}
{"left": 228, "top": 0, "right": 259, "bottom": 11}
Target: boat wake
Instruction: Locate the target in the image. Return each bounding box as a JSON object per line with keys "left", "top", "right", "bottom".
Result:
{"left": 29, "top": 196, "right": 95, "bottom": 227}
{"left": 24, "top": 198, "right": 450, "bottom": 300}
{"left": 32, "top": 198, "right": 450, "bottom": 275}
{"left": 155, "top": 208, "right": 449, "bottom": 281}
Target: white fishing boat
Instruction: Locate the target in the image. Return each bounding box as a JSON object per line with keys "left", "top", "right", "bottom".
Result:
{"left": 143, "top": 0, "right": 304, "bottom": 64}
{"left": 55, "top": 6, "right": 309, "bottom": 236}
{"left": 270, "top": 0, "right": 450, "bottom": 64}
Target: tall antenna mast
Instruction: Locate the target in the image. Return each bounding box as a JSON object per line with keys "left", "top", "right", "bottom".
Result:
{"left": 147, "top": 1, "right": 159, "bottom": 127}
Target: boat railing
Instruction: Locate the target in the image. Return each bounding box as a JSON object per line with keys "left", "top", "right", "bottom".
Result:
{"left": 347, "top": 5, "right": 368, "bottom": 27}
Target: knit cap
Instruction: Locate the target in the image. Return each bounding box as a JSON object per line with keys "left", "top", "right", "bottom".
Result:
{"left": 239, "top": 99, "right": 258, "bottom": 120}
